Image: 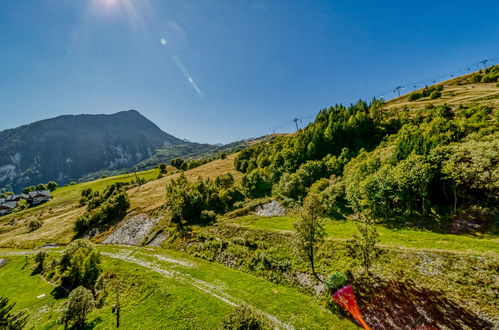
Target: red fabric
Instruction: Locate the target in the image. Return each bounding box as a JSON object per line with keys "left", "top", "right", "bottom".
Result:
{"left": 333, "top": 286, "right": 371, "bottom": 330}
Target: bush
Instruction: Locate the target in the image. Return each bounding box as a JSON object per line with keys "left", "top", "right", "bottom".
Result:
{"left": 200, "top": 210, "right": 217, "bottom": 223}
{"left": 323, "top": 272, "right": 348, "bottom": 292}
{"left": 27, "top": 219, "right": 42, "bottom": 231}
{"left": 221, "top": 305, "right": 272, "bottom": 330}
{"left": 59, "top": 286, "right": 94, "bottom": 329}
{"left": 408, "top": 92, "right": 423, "bottom": 101}
{"left": 241, "top": 169, "right": 272, "bottom": 198}
{"left": 14, "top": 200, "right": 29, "bottom": 212}
{"left": 469, "top": 74, "right": 482, "bottom": 83}
{"left": 159, "top": 163, "right": 167, "bottom": 173}
{"left": 59, "top": 239, "right": 102, "bottom": 290}
{"left": 430, "top": 91, "right": 441, "bottom": 99}
{"left": 22, "top": 186, "right": 36, "bottom": 194}
{"left": 74, "top": 184, "right": 130, "bottom": 236}
{"left": 36, "top": 184, "right": 48, "bottom": 191}
{"left": 47, "top": 181, "right": 58, "bottom": 191}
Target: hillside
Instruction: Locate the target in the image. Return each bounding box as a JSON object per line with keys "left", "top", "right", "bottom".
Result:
{"left": 0, "top": 110, "right": 188, "bottom": 192}
{"left": 0, "top": 153, "right": 241, "bottom": 248}
{"left": 0, "top": 68, "right": 498, "bottom": 329}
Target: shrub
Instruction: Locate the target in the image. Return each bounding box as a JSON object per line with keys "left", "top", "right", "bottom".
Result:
{"left": 324, "top": 272, "right": 348, "bottom": 292}
{"left": 469, "top": 74, "right": 482, "bottom": 83}
{"left": 241, "top": 169, "right": 272, "bottom": 198}
{"left": 200, "top": 210, "right": 217, "bottom": 223}
{"left": 220, "top": 152, "right": 227, "bottom": 159}
{"left": 221, "top": 305, "right": 272, "bottom": 330}
{"left": 47, "top": 181, "right": 58, "bottom": 191}
{"left": 408, "top": 92, "right": 422, "bottom": 101}
{"left": 14, "top": 200, "right": 29, "bottom": 212}
{"left": 36, "top": 184, "right": 48, "bottom": 191}
{"left": 59, "top": 286, "right": 94, "bottom": 329}
{"left": 22, "top": 186, "right": 36, "bottom": 194}
{"left": 159, "top": 163, "right": 167, "bottom": 173}
{"left": 27, "top": 219, "right": 42, "bottom": 231}
{"left": 59, "top": 239, "right": 102, "bottom": 290}
{"left": 430, "top": 91, "right": 441, "bottom": 99}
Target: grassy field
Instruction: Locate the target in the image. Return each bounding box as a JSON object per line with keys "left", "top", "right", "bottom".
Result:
{"left": 0, "top": 154, "right": 240, "bottom": 248}
{"left": 227, "top": 216, "right": 499, "bottom": 255}
{"left": 0, "top": 246, "right": 355, "bottom": 329}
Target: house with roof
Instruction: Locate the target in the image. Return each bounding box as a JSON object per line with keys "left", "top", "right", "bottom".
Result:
{"left": 27, "top": 190, "right": 51, "bottom": 205}
{"left": 0, "top": 201, "right": 17, "bottom": 216}
{"left": 6, "top": 194, "right": 29, "bottom": 202}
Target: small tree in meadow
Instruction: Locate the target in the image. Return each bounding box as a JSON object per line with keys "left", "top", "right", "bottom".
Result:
{"left": 47, "top": 181, "right": 58, "bottom": 191}
{"left": 294, "top": 193, "right": 326, "bottom": 282}
{"left": 346, "top": 215, "right": 381, "bottom": 276}
{"left": 60, "top": 286, "right": 94, "bottom": 329}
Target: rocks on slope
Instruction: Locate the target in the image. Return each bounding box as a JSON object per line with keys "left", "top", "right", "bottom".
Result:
{"left": 254, "top": 200, "right": 286, "bottom": 217}
{"left": 103, "top": 214, "right": 161, "bottom": 246}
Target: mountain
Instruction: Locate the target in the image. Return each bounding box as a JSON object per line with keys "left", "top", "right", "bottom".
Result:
{"left": 0, "top": 110, "right": 187, "bottom": 192}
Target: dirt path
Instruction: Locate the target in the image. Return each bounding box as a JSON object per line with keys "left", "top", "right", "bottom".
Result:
{"left": 102, "top": 248, "right": 293, "bottom": 330}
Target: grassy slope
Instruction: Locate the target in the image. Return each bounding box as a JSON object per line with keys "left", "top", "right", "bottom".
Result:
{"left": 0, "top": 247, "right": 355, "bottom": 329}
{"left": 384, "top": 73, "right": 498, "bottom": 111}
{"left": 0, "top": 154, "right": 240, "bottom": 248}
{"left": 228, "top": 216, "right": 499, "bottom": 255}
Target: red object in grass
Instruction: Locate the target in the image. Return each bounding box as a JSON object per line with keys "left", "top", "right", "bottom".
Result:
{"left": 333, "top": 285, "right": 371, "bottom": 330}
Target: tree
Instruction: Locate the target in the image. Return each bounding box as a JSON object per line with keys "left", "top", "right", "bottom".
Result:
{"left": 220, "top": 152, "right": 227, "bottom": 160}
{"left": 82, "top": 251, "right": 102, "bottom": 290}
{"left": 33, "top": 251, "right": 47, "bottom": 274}
{"left": 35, "top": 184, "right": 47, "bottom": 191}
{"left": 346, "top": 216, "right": 381, "bottom": 275}
{"left": 158, "top": 163, "right": 167, "bottom": 173}
{"left": 0, "top": 295, "right": 28, "bottom": 329}
{"left": 22, "top": 186, "right": 36, "bottom": 194}
{"left": 294, "top": 193, "right": 326, "bottom": 282}
{"left": 47, "top": 181, "right": 58, "bottom": 191}
{"left": 59, "top": 240, "right": 102, "bottom": 291}
{"left": 170, "top": 158, "right": 185, "bottom": 169}
{"left": 60, "top": 286, "right": 94, "bottom": 329}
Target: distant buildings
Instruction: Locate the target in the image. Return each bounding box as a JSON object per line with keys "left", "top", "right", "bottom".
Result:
{"left": 0, "top": 190, "right": 51, "bottom": 216}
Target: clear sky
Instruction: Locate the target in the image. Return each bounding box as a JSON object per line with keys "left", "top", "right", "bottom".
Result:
{"left": 1, "top": 0, "right": 498, "bottom": 143}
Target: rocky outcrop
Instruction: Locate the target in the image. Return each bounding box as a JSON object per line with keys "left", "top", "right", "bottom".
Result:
{"left": 103, "top": 214, "right": 161, "bottom": 246}
{"left": 254, "top": 200, "right": 286, "bottom": 217}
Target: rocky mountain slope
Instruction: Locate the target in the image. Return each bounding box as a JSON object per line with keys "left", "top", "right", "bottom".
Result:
{"left": 0, "top": 110, "right": 185, "bottom": 192}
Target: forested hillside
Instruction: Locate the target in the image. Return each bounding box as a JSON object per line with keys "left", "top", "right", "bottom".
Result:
{"left": 234, "top": 66, "right": 499, "bottom": 231}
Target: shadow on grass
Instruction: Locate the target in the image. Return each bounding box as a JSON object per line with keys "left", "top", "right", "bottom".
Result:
{"left": 352, "top": 277, "right": 493, "bottom": 330}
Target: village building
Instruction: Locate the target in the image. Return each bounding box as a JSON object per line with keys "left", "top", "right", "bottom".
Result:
{"left": 0, "top": 190, "right": 51, "bottom": 216}
{"left": 28, "top": 190, "right": 51, "bottom": 205}
{"left": 0, "top": 201, "right": 17, "bottom": 216}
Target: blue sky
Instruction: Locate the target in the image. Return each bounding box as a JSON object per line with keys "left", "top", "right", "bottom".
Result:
{"left": 1, "top": 0, "right": 498, "bottom": 143}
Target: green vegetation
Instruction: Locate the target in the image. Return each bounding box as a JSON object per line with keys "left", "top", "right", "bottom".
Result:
{"left": 165, "top": 173, "right": 243, "bottom": 228}
{"left": 467, "top": 65, "right": 499, "bottom": 84}
{"left": 408, "top": 85, "right": 444, "bottom": 101}
{"left": 75, "top": 184, "right": 130, "bottom": 237}
{"left": 60, "top": 286, "right": 95, "bottom": 329}
{"left": 221, "top": 305, "right": 272, "bottom": 329}
{"left": 0, "top": 247, "right": 355, "bottom": 329}
{"left": 228, "top": 216, "right": 499, "bottom": 254}
{"left": 294, "top": 193, "right": 326, "bottom": 281}
{"left": 0, "top": 295, "right": 28, "bottom": 329}
{"left": 234, "top": 99, "right": 498, "bottom": 230}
